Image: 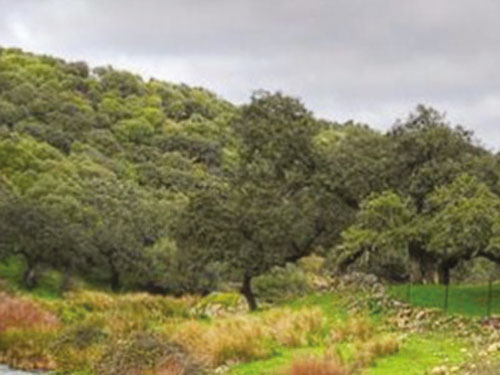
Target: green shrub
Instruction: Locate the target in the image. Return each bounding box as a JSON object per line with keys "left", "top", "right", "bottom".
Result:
{"left": 254, "top": 263, "right": 311, "bottom": 303}
{"left": 193, "top": 292, "right": 246, "bottom": 317}
{"left": 297, "top": 255, "right": 326, "bottom": 274}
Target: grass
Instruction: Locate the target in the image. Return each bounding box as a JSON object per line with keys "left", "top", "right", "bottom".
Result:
{"left": 230, "top": 333, "right": 469, "bottom": 375}
{"left": 389, "top": 283, "right": 500, "bottom": 316}
{"left": 229, "top": 293, "right": 471, "bottom": 375}
{"left": 365, "top": 334, "right": 469, "bottom": 375}
{"left": 230, "top": 347, "right": 325, "bottom": 375}
{"left": 285, "top": 293, "right": 350, "bottom": 322}
{"left": 173, "top": 307, "right": 325, "bottom": 366}
{"left": 0, "top": 261, "right": 489, "bottom": 375}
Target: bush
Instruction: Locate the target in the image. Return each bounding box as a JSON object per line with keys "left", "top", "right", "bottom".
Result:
{"left": 50, "top": 316, "right": 109, "bottom": 371}
{"left": 193, "top": 292, "right": 246, "bottom": 317}
{"left": 0, "top": 292, "right": 59, "bottom": 331}
{"left": 95, "top": 331, "right": 204, "bottom": 375}
{"left": 52, "top": 318, "right": 108, "bottom": 350}
{"left": 297, "top": 255, "right": 326, "bottom": 274}
{"left": 254, "top": 263, "right": 311, "bottom": 303}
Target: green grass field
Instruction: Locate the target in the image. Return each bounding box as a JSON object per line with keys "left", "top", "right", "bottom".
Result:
{"left": 389, "top": 283, "right": 500, "bottom": 316}
{"left": 0, "top": 259, "right": 494, "bottom": 375}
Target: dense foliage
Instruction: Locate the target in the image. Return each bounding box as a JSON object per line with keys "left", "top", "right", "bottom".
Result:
{"left": 1, "top": 47, "right": 500, "bottom": 309}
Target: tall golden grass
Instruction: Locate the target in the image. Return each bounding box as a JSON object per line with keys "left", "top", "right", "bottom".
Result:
{"left": 284, "top": 356, "right": 349, "bottom": 375}
{"left": 353, "top": 335, "right": 400, "bottom": 367}
{"left": 173, "top": 307, "right": 326, "bottom": 367}
{"left": 267, "top": 307, "right": 324, "bottom": 346}
{"left": 331, "top": 316, "right": 373, "bottom": 342}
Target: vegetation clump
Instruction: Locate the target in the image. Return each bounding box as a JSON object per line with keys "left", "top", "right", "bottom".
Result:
{"left": 0, "top": 292, "right": 59, "bottom": 331}
{"left": 284, "top": 355, "right": 349, "bottom": 375}
{"left": 94, "top": 332, "right": 205, "bottom": 375}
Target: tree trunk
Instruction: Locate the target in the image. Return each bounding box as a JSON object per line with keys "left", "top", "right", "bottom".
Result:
{"left": 408, "top": 242, "right": 426, "bottom": 283}
{"left": 408, "top": 242, "right": 438, "bottom": 284}
{"left": 437, "top": 259, "right": 460, "bottom": 285}
{"left": 23, "top": 265, "right": 38, "bottom": 290}
{"left": 61, "top": 268, "right": 73, "bottom": 292}
{"left": 409, "top": 254, "right": 423, "bottom": 283}
{"left": 438, "top": 265, "right": 450, "bottom": 285}
{"left": 241, "top": 274, "right": 257, "bottom": 311}
{"left": 109, "top": 263, "right": 121, "bottom": 292}
{"left": 421, "top": 258, "right": 438, "bottom": 284}
{"left": 337, "top": 248, "right": 365, "bottom": 273}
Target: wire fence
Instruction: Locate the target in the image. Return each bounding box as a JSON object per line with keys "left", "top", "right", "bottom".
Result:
{"left": 390, "top": 279, "right": 498, "bottom": 317}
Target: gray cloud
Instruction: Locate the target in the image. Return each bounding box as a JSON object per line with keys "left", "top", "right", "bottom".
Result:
{"left": 1, "top": 0, "right": 500, "bottom": 148}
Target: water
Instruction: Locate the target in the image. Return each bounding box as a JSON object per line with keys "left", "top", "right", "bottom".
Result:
{"left": 0, "top": 365, "right": 41, "bottom": 375}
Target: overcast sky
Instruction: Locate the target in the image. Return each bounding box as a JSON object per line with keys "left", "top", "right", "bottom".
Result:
{"left": 1, "top": 0, "right": 499, "bottom": 148}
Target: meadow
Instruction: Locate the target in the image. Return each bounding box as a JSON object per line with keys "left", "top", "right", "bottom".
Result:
{"left": 1, "top": 260, "right": 500, "bottom": 375}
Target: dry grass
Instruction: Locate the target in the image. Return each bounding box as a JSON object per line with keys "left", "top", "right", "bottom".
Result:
{"left": 0, "top": 292, "right": 59, "bottom": 332}
{"left": 173, "top": 317, "right": 271, "bottom": 366}
{"left": 267, "top": 307, "right": 324, "bottom": 347}
{"left": 173, "top": 307, "right": 326, "bottom": 367}
{"left": 331, "top": 316, "right": 373, "bottom": 342}
{"left": 284, "top": 356, "right": 350, "bottom": 375}
{"left": 153, "top": 360, "right": 186, "bottom": 375}
{"left": 59, "top": 290, "right": 195, "bottom": 316}
{"left": 94, "top": 332, "right": 204, "bottom": 375}
{"left": 354, "top": 335, "right": 400, "bottom": 367}
{"left": 0, "top": 329, "right": 57, "bottom": 370}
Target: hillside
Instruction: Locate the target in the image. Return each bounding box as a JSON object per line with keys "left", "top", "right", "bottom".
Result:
{"left": 3, "top": 48, "right": 500, "bottom": 374}
{"left": 0, "top": 47, "right": 238, "bottom": 294}
{"left": 3, "top": 47, "right": 500, "bottom": 300}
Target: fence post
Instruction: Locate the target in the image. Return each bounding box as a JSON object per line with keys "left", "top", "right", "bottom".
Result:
{"left": 487, "top": 279, "right": 493, "bottom": 318}
{"left": 443, "top": 282, "right": 449, "bottom": 313}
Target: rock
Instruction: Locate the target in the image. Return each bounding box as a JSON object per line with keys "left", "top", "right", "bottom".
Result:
{"left": 487, "top": 342, "right": 500, "bottom": 353}
{"left": 416, "top": 310, "right": 427, "bottom": 320}
{"left": 430, "top": 365, "right": 449, "bottom": 375}
{"left": 0, "top": 365, "right": 42, "bottom": 375}
{"left": 214, "top": 365, "right": 230, "bottom": 374}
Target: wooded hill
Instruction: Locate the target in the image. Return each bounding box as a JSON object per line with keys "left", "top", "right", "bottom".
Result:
{"left": 1, "top": 47, "right": 500, "bottom": 309}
